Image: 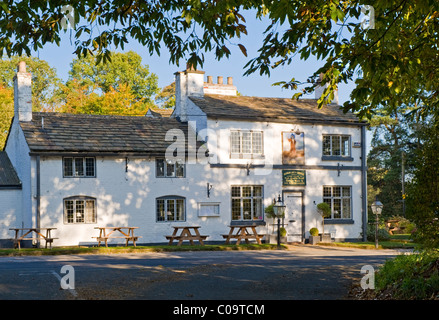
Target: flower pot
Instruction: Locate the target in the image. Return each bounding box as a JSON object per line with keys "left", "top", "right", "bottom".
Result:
{"left": 309, "top": 235, "right": 320, "bottom": 245}
{"left": 320, "top": 233, "right": 332, "bottom": 243}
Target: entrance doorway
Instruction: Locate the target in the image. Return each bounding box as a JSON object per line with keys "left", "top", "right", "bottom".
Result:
{"left": 284, "top": 191, "right": 304, "bottom": 242}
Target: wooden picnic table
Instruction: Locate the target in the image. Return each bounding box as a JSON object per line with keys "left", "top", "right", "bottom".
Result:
{"left": 93, "top": 227, "right": 141, "bottom": 247}
{"left": 165, "top": 226, "right": 208, "bottom": 246}
{"left": 222, "top": 224, "right": 264, "bottom": 245}
{"left": 9, "top": 227, "right": 57, "bottom": 249}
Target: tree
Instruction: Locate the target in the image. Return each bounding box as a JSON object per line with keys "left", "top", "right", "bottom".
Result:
{"left": 316, "top": 202, "right": 331, "bottom": 236}
{"left": 0, "top": 56, "right": 62, "bottom": 111}
{"left": 0, "top": 1, "right": 438, "bottom": 119}
{"left": 60, "top": 51, "right": 159, "bottom": 114}
{"left": 0, "top": 84, "right": 13, "bottom": 149}
{"left": 155, "top": 82, "right": 175, "bottom": 109}
{"left": 406, "top": 118, "right": 439, "bottom": 248}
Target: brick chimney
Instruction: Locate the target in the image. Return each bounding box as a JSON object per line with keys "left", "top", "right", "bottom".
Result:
{"left": 13, "top": 61, "right": 32, "bottom": 122}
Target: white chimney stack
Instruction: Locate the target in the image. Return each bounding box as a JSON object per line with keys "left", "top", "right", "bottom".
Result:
{"left": 315, "top": 73, "right": 339, "bottom": 105}
{"left": 174, "top": 67, "right": 205, "bottom": 122}
{"left": 13, "top": 61, "right": 32, "bottom": 122}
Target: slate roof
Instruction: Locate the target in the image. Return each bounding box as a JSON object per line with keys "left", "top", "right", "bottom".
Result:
{"left": 20, "top": 112, "right": 197, "bottom": 154}
{"left": 189, "top": 95, "right": 365, "bottom": 125}
{"left": 0, "top": 151, "right": 21, "bottom": 189}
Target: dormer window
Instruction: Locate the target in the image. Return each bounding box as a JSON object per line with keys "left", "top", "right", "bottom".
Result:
{"left": 63, "top": 157, "right": 96, "bottom": 177}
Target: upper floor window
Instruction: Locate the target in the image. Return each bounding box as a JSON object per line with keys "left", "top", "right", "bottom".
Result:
{"left": 230, "top": 130, "right": 263, "bottom": 159}
{"left": 63, "top": 157, "right": 95, "bottom": 177}
{"left": 156, "top": 158, "right": 185, "bottom": 178}
{"left": 322, "top": 135, "right": 352, "bottom": 160}
{"left": 64, "top": 196, "right": 96, "bottom": 224}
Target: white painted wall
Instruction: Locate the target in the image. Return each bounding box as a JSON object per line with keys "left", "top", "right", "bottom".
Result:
{"left": 0, "top": 189, "right": 22, "bottom": 239}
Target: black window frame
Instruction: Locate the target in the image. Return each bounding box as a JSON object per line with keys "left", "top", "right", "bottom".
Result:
{"left": 155, "top": 158, "right": 185, "bottom": 178}
{"left": 63, "top": 157, "right": 96, "bottom": 178}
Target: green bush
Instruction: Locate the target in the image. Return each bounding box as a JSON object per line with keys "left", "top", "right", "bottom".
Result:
{"left": 375, "top": 251, "right": 439, "bottom": 299}
{"left": 309, "top": 228, "right": 319, "bottom": 236}
{"left": 366, "top": 223, "right": 390, "bottom": 241}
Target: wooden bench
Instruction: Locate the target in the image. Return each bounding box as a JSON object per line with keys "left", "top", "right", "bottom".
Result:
{"left": 165, "top": 226, "right": 208, "bottom": 246}
{"left": 223, "top": 225, "right": 264, "bottom": 245}
{"left": 93, "top": 227, "right": 141, "bottom": 247}
{"left": 9, "top": 228, "right": 58, "bottom": 249}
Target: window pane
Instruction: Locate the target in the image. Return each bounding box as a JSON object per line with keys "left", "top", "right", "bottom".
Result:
{"left": 75, "top": 158, "right": 84, "bottom": 176}
{"left": 253, "top": 198, "right": 263, "bottom": 220}
{"left": 342, "top": 198, "right": 351, "bottom": 219}
{"left": 156, "top": 159, "right": 165, "bottom": 177}
{"left": 323, "top": 198, "right": 332, "bottom": 218}
{"left": 333, "top": 186, "right": 341, "bottom": 197}
{"left": 65, "top": 200, "right": 74, "bottom": 223}
{"left": 64, "top": 158, "right": 73, "bottom": 177}
{"left": 243, "top": 199, "right": 252, "bottom": 220}
{"left": 176, "top": 162, "right": 185, "bottom": 177}
{"left": 85, "top": 200, "right": 96, "bottom": 223}
{"left": 341, "top": 136, "right": 350, "bottom": 156}
{"left": 333, "top": 199, "right": 341, "bottom": 219}
{"left": 230, "top": 131, "right": 241, "bottom": 153}
{"left": 176, "top": 199, "right": 185, "bottom": 221}
{"left": 156, "top": 199, "right": 165, "bottom": 221}
{"left": 231, "top": 186, "right": 241, "bottom": 197}
{"left": 241, "top": 131, "right": 252, "bottom": 154}
{"left": 342, "top": 187, "right": 351, "bottom": 197}
{"left": 323, "top": 187, "right": 332, "bottom": 198}
{"left": 323, "top": 136, "right": 331, "bottom": 156}
{"left": 242, "top": 186, "right": 252, "bottom": 197}
{"left": 332, "top": 136, "right": 341, "bottom": 156}
{"left": 75, "top": 200, "right": 85, "bottom": 223}
{"left": 252, "top": 132, "right": 263, "bottom": 154}
{"left": 232, "top": 199, "right": 241, "bottom": 220}
{"left": 167, "top": 199, "right": 175, "bottom": 221}
{"left": 253, "top": 186, "right": 262, "bottom": 197}
{"left": 166, "top": 161, "right": 175, "bottom": 177}
{"left": 85, "top": 158, "right": 95, "bottom": 177}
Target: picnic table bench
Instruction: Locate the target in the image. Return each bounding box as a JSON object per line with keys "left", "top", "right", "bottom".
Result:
{"left": 165, "top": 226, "right": 208, "bottom": 246}
{"left": 9, "top": 227, "right": 58, "bottom": 249}
{"left": 222, "top": 224, "right": 264, "bottom": 245}
{"left": 93, "top": 227, "right": 141, "bottom": 247}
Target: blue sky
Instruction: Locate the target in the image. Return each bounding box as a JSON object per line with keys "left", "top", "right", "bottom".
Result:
{"left": 32, "top": 11, "right": 356, "bottom": 104}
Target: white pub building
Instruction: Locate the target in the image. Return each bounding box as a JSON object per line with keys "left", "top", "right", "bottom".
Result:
{"left": 0, "top": 62, "right": 368, "bottom": 247}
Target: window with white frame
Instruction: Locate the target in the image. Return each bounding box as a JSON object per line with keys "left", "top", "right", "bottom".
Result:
{"left": 156, "top": 196, "right": 186, "bottom": 222}
{"left": 156, "top": 158, "right": 185, "bottom": 178}
{"left": 323, "top": 186, "right": 352, "bottom": 219}
{"left": 63, "top": 157, "right": 96, "bottom": 177}
{"left": 231, "top": 186, "right": 264, "bottom": 221}
{"left": 230, "top": 130, "right": 263, "bottom": 158}
{"left": 64, "top": 196, "right": 96, "bottom": 224}
{"left": 322, "top": 135, "right": 351, "bottom": 158}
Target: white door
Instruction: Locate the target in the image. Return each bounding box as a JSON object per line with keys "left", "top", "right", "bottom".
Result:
{"left": 284, "top": 192, "right": 303, "bottom": 242}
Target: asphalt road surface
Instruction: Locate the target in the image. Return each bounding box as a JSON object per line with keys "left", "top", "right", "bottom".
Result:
{"left": 0, "top": 245, "right": 405, "bottom": 301}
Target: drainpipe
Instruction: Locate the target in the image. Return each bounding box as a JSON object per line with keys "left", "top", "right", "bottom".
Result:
{"left": 36, "top": 155, "right": 41, "bottom": 246}
{"left": 361, "top": 125, "right": 368, "bottom": 241}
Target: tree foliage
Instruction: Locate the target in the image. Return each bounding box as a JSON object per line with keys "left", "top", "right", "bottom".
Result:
{"left": 0, "top": 1, "right": 437, "bottom": 118}
{"left": 0, "top": 84, "right": 13, "bottom": 149}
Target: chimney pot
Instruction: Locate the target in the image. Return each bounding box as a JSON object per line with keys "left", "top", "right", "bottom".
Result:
{"left": 227, "top": 77, "right": 233, "bottom": 85}
{"left": 18, "top": 61, "right": 27, "bottom": 73}
{"left": 217, "top": 76, "right": 223, "bottom": 85}
{"left": 207, "top": 76, "right": 213, "bottom": 84}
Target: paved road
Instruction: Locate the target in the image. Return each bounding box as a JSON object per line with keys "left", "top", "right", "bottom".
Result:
{"left": 0, "top": 245, "right": 405, "bottom": 300}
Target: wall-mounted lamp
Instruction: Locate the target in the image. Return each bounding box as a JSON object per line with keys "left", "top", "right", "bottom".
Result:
{"left": 207, "top": 183, "right": 213, "bottom": 198}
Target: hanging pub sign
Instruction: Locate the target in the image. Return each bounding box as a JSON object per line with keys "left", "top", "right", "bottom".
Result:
{"left": 282, "top": 131, "right": 305, "bottom": 165}
{"left": 282, "top": 170, "right": 306, "bottom": 186}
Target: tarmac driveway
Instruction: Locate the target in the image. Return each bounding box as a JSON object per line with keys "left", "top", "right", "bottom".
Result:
{"left": 0, "top": 245, "right": 405, "bottom": 300}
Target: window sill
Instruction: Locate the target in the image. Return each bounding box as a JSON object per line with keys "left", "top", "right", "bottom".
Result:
{"left": 324, "top": 219, "right": 354, "bottom": 225}
{"left": 230, "top": 154, "right": 265, "bottom": 160}
{"left": 230, "top": 220, "right": 266, "bottom": 226}
{"left": 321, "top": 156, "right": 353, "bottom": 162}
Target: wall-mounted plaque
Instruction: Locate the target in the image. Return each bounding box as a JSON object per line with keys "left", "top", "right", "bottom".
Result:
{"left": 282, "top": 170, "right": 306, "bottom": 186}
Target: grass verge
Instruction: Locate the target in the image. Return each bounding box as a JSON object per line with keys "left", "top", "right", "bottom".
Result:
{"left": 0, "top": 243, "right": 285, "bottom": 256}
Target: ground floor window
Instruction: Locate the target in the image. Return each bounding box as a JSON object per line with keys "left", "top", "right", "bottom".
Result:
{"left": 156, "top": 196, "right": 186, "bottom": 222}
{"left": 231, "top": 185, "right": 263, "bottom": 221}
{"left": 64, "top": 196, "right": 96, "bottom": 224}
{"left": 323, "top": 186, "right": 352, "bottom": 219}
